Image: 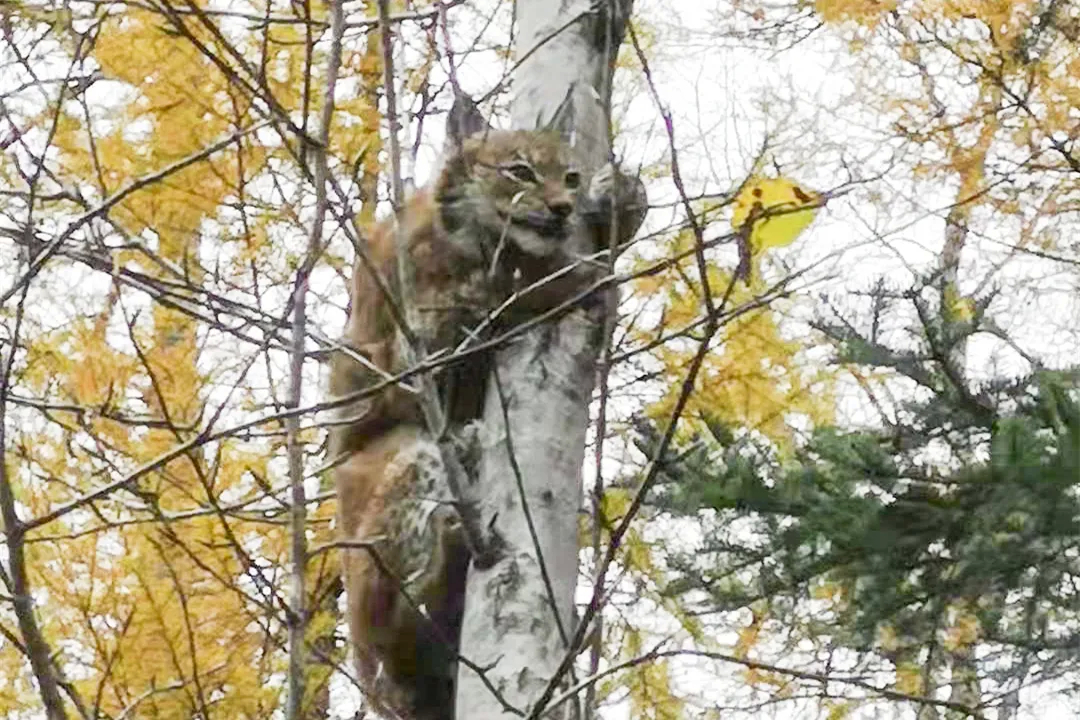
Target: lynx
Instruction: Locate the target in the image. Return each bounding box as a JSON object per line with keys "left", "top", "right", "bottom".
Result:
{"left": 330, "top": 97, "right": 645, "bottom": 720}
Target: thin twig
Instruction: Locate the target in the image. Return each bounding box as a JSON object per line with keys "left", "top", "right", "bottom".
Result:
{"left": 541, "top": 645, "right": 988, "bottom": 719}
{"left": 376, "top": 0, "right": 494, "bottom": 565}
{"left": 626, "top": 23, "right": 715, "bottom": 317}
{"left": 0, "top": 121, "right": 269, "bottom": 306}
{"left": 284, "top": 0, "right": 345, "bottom": 716}
{"left": 47, "top": 0, "right": 466, "bottom": 30}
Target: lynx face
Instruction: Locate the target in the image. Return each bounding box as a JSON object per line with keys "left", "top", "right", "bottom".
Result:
{"left": 437, "top": 130, "right": 583, "bottom": 260}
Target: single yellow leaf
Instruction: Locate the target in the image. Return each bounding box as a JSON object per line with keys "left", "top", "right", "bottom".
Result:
{"left": 943, "top": 285, "right": 975, "bottom": 323}
{"left": 952, "top": 296, "right": 975, "bottom": 322}
{"left": 731, "top": 176, "right": 820, "bottom": 252}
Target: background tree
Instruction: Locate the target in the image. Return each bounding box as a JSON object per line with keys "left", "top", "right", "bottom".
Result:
{"left": 1, "top": 0, "right": 383, "bottom": 716}
{"left": 614, "top": 1, "right": 1080, "bottom": 718}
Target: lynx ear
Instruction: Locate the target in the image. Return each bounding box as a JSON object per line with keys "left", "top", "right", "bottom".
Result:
{"left": 437, "top": 93, "right": 486, "bottom": 203}
{"left": 446, "top": 92, "right": 489, "bottom": 151}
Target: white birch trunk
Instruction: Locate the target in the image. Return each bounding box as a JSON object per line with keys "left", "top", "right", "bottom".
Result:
{"left": 454, "top": 1, "right": 632, "bottom": 717}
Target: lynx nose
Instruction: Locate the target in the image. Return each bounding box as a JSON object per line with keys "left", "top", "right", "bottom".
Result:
{"left": 548, "top": 198, "right": 573, "bottom": 219}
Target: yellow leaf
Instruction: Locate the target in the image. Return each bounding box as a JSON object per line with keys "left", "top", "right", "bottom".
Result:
{"left": 826, "top": 700, "right": 854, "bottom": 720}
{"left": 943, "top": 610, "right": 981, "bottom": 651}
{"left": 943, "top": 285, "right": 975, "bottom": 323}
{"left": 810, "top": 578, "right": 844, "bottom": 602}
{"left": 895, "top": 661, "right": 924, "bottom": 695}
{"left": 731, "top": 176, "right": 819, "bottom": 252}
{"left": 815, "top": 0, "right": 896, "bottom": 27}
{"left": 734, "top": 609, "right": 764, "bottom": 659}
{"left": 951, "top": 296, "right": 975, "bottom": 322}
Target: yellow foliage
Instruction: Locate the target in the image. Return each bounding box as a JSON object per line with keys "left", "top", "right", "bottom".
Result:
{"left": 24, "top": 320, "right": 140, "bottom": 410}
{"left": 601, "top": 485, "right": 632, "bottom": 522}
{"left": 825, "top": 700, "right": 855, "bottom": 719}
{"left": 742, "top": 666, "right": 794, "bottom": 694}
{"left": 943, "top": 609, "right": 982, "bottom": 651}
{"left": 944, "top": 286, "right": 976, "bottom": 323}
{"left": 815, "top": 0, "right": 896, "bottom": 27}
{"left": 877, "top": 623, "right": 901, "bottom": 653}
{"left": 594, "top": 488, "right": 655, "bottom": 587}
{"left": 811, "top": 0, "right": 1080, "bottom": 231}
{"left": 810, "top": 578, "right": 846, "bottom": 603}
{"left": 622, "top": 172, "right": 836, "bottom": 714}
{"left": 895, "top": 661, "right": 925, "bottom": 695}
{"left": 638, "top": 259, "right": 834, "bottom": 449}
{"left": 734, "top": 607, "right": 765, "bottom": 659}
{"left": 627, "top": 657, "right": 685, "bottom": 720}
{"left": 588, "top": 488, "right": 707, "bottom": 646}
{"left": 1, "top": 0, "right": 380, "bottom": 713}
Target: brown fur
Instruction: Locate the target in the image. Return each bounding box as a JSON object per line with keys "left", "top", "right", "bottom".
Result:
{"left": 336, "top": 427, "right": 466, "bottom": 720}
{"left": 328, "top": 130, "right": 583, "bottom": 460}
{"left": 330, "top": 125, "right": 646, "bottom": 719}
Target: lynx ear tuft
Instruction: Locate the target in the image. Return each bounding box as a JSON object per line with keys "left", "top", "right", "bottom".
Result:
{"left": 446, "top": 92, "right": 489, "bottom": 151}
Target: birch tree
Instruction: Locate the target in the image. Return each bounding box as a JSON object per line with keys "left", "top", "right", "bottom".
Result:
{"left": 455, "top": 2, "right": 636, "bottom": 717}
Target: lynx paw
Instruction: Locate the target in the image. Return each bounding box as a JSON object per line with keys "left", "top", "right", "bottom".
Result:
{"left": 582, "top": 162, "right": 647, "bottom": 252}
{"left": 587, "top": 162, "right": 617, "bottom": 206}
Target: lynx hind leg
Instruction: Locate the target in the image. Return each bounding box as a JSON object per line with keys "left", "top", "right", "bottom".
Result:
{"left": 404, "top": 507, "right": 469, "bottom": 719}
{"left": 335, "top": 431, "right": 411, "bottom": 718}
{"left": 336, "top": 425, "right": 462, "bottom": 720}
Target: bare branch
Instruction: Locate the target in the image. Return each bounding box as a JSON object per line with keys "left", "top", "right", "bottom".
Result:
{"left": 284, "top": 0, "right": 345, "bottom": 715}
{"left": 0, "top": 121, "right": 270, "bottom": 306}
{"left": 0, "top": 285, "right": 70, "bottom": 719}
{"left": 542, "top": 645, "right": 988, "bottom": 719}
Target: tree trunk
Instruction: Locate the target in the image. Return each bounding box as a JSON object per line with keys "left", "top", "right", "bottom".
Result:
{"left": 454, "top": 1, "right": 632, "bottom": 718}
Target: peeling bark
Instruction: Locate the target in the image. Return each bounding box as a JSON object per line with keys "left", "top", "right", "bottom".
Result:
{"left": 454, "top": 2, "right": 634, "bottom": 718}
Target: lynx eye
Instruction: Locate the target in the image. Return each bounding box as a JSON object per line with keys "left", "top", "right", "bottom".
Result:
{"left": 501, "top": 161, "right": 539, "bottom": 184}
{"left": 563, "top": 170, "right": 581, "bottom": 189}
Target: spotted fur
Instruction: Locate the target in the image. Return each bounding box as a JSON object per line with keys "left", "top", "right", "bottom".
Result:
{"left": 330, "top": 108, "right": 645, "bottom": 720}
